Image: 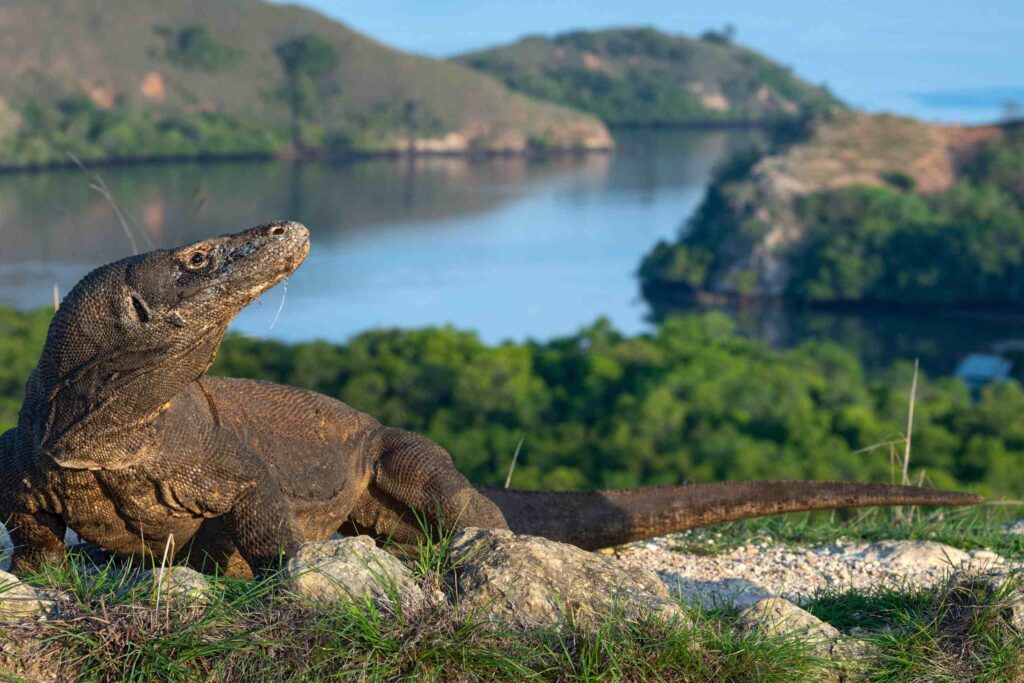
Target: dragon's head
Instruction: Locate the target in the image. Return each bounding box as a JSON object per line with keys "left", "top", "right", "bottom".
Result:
{"left": 22, "top": 221, "right": 310, "bottom": 468}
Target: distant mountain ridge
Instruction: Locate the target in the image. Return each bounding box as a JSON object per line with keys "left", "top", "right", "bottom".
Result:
{"left": 0, "top": 0, "right": 611, "bottom": 168}
{"left": 453, "top": 27, "right": 842, "bottom": 127}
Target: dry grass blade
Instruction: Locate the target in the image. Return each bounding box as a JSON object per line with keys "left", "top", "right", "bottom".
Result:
{"left": 897, "top": 359, "right": 920, "bottom": 525}
{"left": 67, "top": 152, "right": 152, "bottom": 254}
{"left": 153, "top": 533, "right": 175, "bottom": 616}
{"left": 267, "top": 280, "right": 288, "bottom": 335}
{"left": 504, "top": 434, "right": 525, "bottom": 489}
{"left": 902, "top": 358, "right": 919, "bottom": 487}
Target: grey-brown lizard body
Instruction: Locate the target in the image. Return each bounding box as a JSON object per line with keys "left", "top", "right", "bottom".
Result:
{"left": 0, "top": 222, "right": 981, "bottom": 578}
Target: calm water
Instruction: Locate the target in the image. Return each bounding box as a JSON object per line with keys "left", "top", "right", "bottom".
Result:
{"left": 1, "top": 129, "right": 1021, "bottom": 376}
{"left": 0, "top": 130, "right": 756, "bottom": 343}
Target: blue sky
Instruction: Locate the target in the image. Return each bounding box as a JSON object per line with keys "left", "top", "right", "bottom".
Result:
{"left": 284, "top": 0, "right": 1024, "bottom": 123}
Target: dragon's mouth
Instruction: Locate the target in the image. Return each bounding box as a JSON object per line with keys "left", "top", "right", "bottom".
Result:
{"left": 181, "top": 221, "right": 310, "bottom": 309}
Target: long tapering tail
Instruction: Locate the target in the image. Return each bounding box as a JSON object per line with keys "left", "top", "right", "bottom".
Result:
{"left": 478, "top": 481, "right": 982, "bottom": 550}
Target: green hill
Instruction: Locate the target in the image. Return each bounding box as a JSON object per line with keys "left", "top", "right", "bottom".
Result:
{"left": 0, "top": 0, "right": 611, "bottom": 168}
{"left": 640, "top": 112, "right": 1024, "bottom": 307}
{"left": 453, "top": 27, "right": 842, "bottom": 127}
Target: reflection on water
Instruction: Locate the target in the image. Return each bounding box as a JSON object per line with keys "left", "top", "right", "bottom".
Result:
{"left": 3, "top": 127, "right": 1015, "bottom": 376}
{"left": 0, "top": 129, "right": 758, "bottom": 343}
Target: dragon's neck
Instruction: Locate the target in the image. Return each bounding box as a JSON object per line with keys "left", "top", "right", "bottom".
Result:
{"left": 22, "top": 323, "right": 227, "bottom": 470}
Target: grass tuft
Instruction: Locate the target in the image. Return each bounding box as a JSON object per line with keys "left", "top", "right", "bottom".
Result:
{"left": 4, "top": 512, "right": 1024, "bottom": 681}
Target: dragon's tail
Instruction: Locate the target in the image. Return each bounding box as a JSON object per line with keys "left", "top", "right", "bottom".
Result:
{"left": 477, "top": 481, "right": 981, "bottom": 550}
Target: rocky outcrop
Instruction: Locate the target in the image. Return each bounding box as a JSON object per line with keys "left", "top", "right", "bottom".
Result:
{"left": 641, "top": 111, "right": 1008, "bottom": 300}
{"left": 283, "top": 531, "right": 685, "bottom": 631}
{"left": 0, "top": 570, "right": 53, "bottom": 619}
{"left": 737, "top": 598, "right": 876, "bottom": 681}
{"left": 736, "top": 597, "right": 840, "bottom": 648}
{"left": 446, "top": 527, "right": 684, "bottom": 630}
{"left": 131, "top": 566, "right": 214, "bottom": 607}
{"left": 285, "top": 536, "right": 430, "bottom": 616}
{"left": 703, "top": 113, "right": 971, "bottom": 297}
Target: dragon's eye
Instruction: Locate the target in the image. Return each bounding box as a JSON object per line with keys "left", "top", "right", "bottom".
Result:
{"left": 187, "top": 251, "right": 207, "bottom": 268}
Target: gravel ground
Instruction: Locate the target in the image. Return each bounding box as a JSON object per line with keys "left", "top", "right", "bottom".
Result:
{"left": 614, "top": 536, "right": 1022, "bottom": 608}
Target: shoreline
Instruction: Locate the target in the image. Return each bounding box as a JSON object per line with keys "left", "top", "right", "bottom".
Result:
{"left": 641, "top": 280, "right": 1024, "bottom": 318}
{"left": 0, "top": 117, "right": 799, "bottom": 176}
{"left": 0, "top": 142, "right": 616, "bottom": 176}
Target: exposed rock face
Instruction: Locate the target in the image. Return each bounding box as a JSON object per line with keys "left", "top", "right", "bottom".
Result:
{"left": 447, "top": 527, "right": 684, "bottom": 630}
{"left": 708, "top": 113, "right": 967, "bottom": 297}
{"left": 0, "top": 570, "right": 54, "bottom": 619}
{"left": 644, "top": 111, "right": 1007, "bottom": 299}
{"left": 737, "top": 597, "right": 839, "bottom": 645}
{"left": 737, "top": 598, "right": 875, "bottom": 682}
{"left": 286, "top": 537, "right": 428, "bottom": 616}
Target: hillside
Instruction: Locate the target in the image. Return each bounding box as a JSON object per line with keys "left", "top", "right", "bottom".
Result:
{"left": 0, "top": 0, "right": 611, "bottom": 168}
{"left": 640, "top": 111, "right": 1024, "bottom": 306}
{"left": 453, "top": 27, "right": 841, "bottom": 127}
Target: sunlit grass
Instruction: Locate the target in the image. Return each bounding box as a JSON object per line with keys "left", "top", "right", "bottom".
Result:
{"left": 661, "top": 505, "right": 1024, "bottom": 560}
{"left": 4, "top": 510, "right": 1024, "bottom": 681}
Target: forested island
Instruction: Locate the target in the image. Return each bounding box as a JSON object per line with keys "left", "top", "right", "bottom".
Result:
{"left": 640, "top": 112, "right": 1024, "bottom": 308}
{"left": 3, "top": 306, "right": 1022, "bottom": 499}
{"left": 454, "top": 27, "right": 841, "bottom": 127}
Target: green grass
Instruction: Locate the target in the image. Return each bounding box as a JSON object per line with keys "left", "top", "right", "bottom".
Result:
{"left": 2, "top": 548, "right": 815, "bottom": 682}
{"left": 5, "top": 510, "right": 1024, "bottom": 681}
{"left": 659, "top": 506, "right": 1024, "bottom": 560}
{"left": 801, "top": 575, "right": 1024, "bottom": 681}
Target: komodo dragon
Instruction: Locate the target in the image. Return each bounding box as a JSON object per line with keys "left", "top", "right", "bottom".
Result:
{"left": 0, "top": 221, "right": 981, "bottom": 578}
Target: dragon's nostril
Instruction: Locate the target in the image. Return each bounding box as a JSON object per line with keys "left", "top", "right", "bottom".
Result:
{"left": 270, "top": 226, "right": 285, "bottom": 236}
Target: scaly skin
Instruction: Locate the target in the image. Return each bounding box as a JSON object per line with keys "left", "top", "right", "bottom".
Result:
{"left": 0, "top": 222, "right": 982, "bottom": 578}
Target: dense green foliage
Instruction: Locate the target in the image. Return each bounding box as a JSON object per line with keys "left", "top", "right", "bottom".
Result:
{"left": 641, "top": 124, "right": 1024, "bottom": 306}
{"left": 786, "top": 127, "right": 1024, "bottom": 304}
{"left": 275, "top": 34, "right": 339, "bottom": 148}
{"left": 0, "top": 308, "right": 50, "bottom": 433}
{"left": 154, "top": 25, "right": 242, "bottom": 72}
{"left": 787, "top": 182, "right": 1024, "bottom": 304}
{"left": 3, "top": 307, "right": 1023, "bottom": 498}
{"left": 455, "top": 28, "right": 840, "bottom": 126}
{"left": 0, "top": 97, "right": 286, "bottom": 168}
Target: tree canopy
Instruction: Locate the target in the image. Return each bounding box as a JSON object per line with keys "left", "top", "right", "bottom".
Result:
{"left": 1, "top": 307, "right": 1020, "bottom": 499}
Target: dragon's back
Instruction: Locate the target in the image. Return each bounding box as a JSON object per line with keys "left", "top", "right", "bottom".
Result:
{"left": 196, "top": 376, "right": 380, "bottom": 503}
